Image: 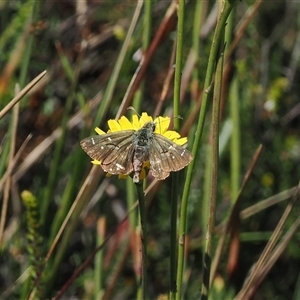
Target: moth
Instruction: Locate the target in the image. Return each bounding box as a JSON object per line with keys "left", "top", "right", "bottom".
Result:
{"left": 80, "top": 121, "right": 193, "bottom": 183}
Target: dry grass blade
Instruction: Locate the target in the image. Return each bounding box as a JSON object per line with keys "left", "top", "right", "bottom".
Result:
{"left": 12, "top": 93, "right": 101, "bottom": 182}
{"left": 225, "top": 0, "right": 264, "bottom": 65}
{"left": 52, "top": 226, "right": 130, "bottom": 300}
{"left": 210, "top": 144, "right": 263, "bottom": 284}
{"left": 240, "top": 186, "right": 298, "bottom": 219}
{"left": 0, "top": 134, "right": 32, "bottom": 195}
{"left": 0, "top": 70, "right": 47, "bottom": 120}
{"left": 1, "top": 267, "right": 31, "bottom": 299}
{"left": 0, "top": 102, "right": 19, "bottom": 248}
{"left": 52, "top": 195, "right": 138, "bottom": 299}
{"left": 235, "top": 183, "right": 300, "bottom": 299}
{"left": 111, "top": 0, "right": 143, "bottom": 119}
{"left": 101, "top": 243, "right": 131, "bottom": 300}
{"left": 153, "top": 38, "right": 176, "bottom": 117}
{"left": 28, "top": 166, "right": 105, "bottom": 300}
{"left": 0, "top": 21, "right": 31, "bottom": 96}
{"left": 44, "top": 166, "right": 103, "bottom": 264}
{"left": 242, "top": 215, "right": 300, "bottom": 299}
{"left": 117, "top": 1, "right": 177, "bottom": 117}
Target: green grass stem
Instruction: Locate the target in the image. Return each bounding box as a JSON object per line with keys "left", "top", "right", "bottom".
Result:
{"left": 229, "top": 76, "right": 241, "bottom": 201}
{"left": 170, "top": 1, "right": 185, "bottom": 297}
{"left": 192, "top": 0, "right": 205, "bottom": 87}
{"left": 48, "top": 148, "right": 87, "bottom": 244}
{"left": 176, "top": 2, "right": 234, "bottom": 299}
{"left": 173, "top": 0, "right": 185, "bottom": 130}
{"left": 40, "top": 48, "right": 83, "bottom": 222}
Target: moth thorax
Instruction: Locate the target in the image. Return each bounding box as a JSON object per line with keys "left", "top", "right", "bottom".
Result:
{"left": 135, "top": 123, "right": 155, "bottom": 147}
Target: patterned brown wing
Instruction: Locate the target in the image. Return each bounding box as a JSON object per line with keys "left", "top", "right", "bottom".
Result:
{"left": 80, "top": 130, "right": 135, "bottom": 175}
{"left": 149, "top": 133, "right": 193, "bottom": 180}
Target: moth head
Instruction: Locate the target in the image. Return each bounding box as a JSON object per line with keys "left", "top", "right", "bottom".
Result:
{"left": 143, "top": 121, "right": 156, "bottom": 132}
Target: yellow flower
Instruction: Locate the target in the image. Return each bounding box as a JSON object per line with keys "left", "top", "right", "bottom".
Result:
{"left": 87, "top": 112, "right": 191, "bottom": 181}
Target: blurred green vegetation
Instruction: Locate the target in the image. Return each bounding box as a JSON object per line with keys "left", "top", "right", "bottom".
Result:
{"left": 1, "top": 0, "right": 300, "bottom": 299}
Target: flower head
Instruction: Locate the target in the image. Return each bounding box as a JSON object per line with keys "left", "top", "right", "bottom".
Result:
{"left": 83, "top": 112, "right": 192, "bottom": 181}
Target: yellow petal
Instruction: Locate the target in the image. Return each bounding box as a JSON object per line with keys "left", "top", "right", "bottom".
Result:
{"left": 174, "top": 137, "right": 188, "bottom": 145}
{"left": 95, "top": 127, "right": 105, "bottom": 135}
{"left": 132, "top": 114, "right": 140, "bottom": 130}
{"left": 163, "top": 130, "right": 181, "bottom": 140}
{"left": 91, "top": 159, "right": 101, "bottom": 165}
{"left": 154, "top": 116, "right": 170, "bottom": 134}
{"left": 108, "top": 119, "right": 121, "bottom": 132}
{"left": 140, "top": 112, "right": 152, "bottom": 127}
{"left": 118, "top": 116, "right": 134, "bottom": 129}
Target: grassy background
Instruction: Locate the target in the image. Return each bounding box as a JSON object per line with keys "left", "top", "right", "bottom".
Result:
{"left": 1, "top": 0, "right": 300, "bottom": 299}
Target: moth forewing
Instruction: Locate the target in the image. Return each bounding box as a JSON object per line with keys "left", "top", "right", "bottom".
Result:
{"left": 80, "top": 131, "right": 135, "bottom": 175}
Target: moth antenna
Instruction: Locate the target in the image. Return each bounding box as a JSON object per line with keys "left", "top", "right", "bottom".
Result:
{"left": 127, "top": 106, "right": 140, "bottom": 117}
{"left": 153, "top": 114, "right": 184, "bottom": 131}
{"left": 153, "top": 114, "right": 183, "bottom": 121}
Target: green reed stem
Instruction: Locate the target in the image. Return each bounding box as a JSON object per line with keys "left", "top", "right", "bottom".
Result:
{"left": 201, "top": 49, "right": 224, "bottom": 300}
{"left": 132, "top": 0, "right": 152, "bottom": 113}
{"left": 127, "top": 177, "right": 138, "bottom": 231}
{"left": 192, "top": 0, "right": 205, "bottom": 85}
{"left": 135, "top": 182, "right": 148, "bottom": 299}
{"left": 170, "top": 0, "right": 185, "bottom": 298}
{"left": 94, "top": 1, "right": 143, "bottom": 125}
{"left": 224, "top": 10, "right": 240, "bottom": 202}
{"left": 127, "top": 177, "right": 140, "bottom": 288}
{"left": 173, "top": 0, "right": 185, "bottom": 129}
